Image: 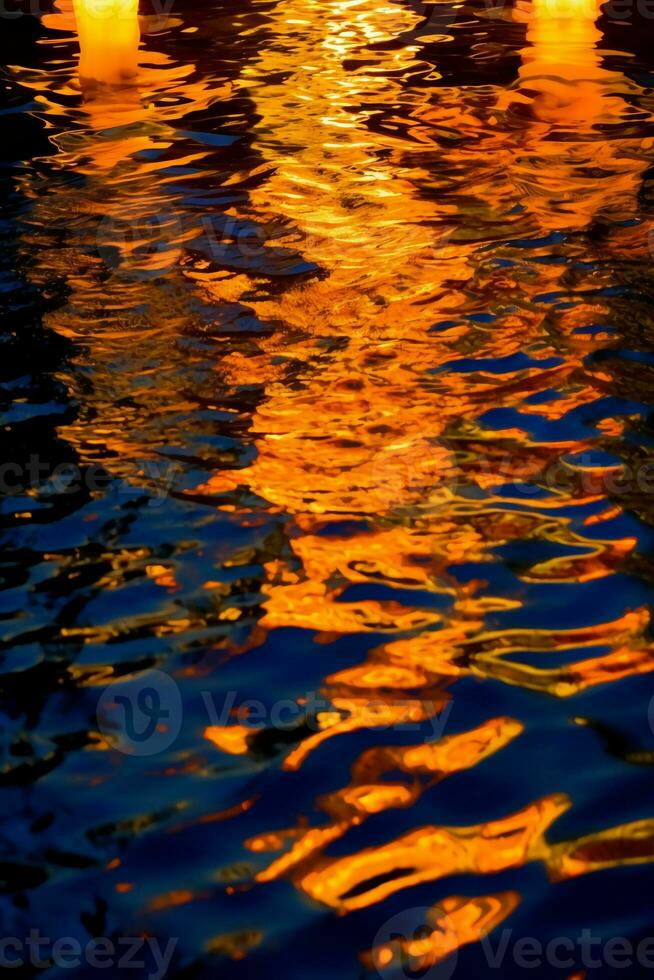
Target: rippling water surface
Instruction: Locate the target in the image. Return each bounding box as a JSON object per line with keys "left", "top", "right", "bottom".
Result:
{"left": 3, "top": 0, "right": 654, "bottom": 976}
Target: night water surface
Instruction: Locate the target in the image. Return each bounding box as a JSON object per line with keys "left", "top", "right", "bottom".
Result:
{"left": 2, "top": 0, "right": 654, "bottom": 977}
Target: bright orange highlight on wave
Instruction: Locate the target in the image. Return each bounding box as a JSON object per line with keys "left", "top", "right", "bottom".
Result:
{"left": 73, "top": 0, "right": 140, "bottom": 85}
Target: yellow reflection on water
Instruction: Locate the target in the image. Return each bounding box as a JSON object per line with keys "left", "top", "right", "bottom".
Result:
{"left": 73, "top": 0, "right": 140, "bottom": 84}
{"left": 522, "top": 0, "right": 605, "bottom": 89}
{"left": 299, "top": 794, "right": 570, "bottom": 911}
{"left": 243, "top": 717, "right": 524, "bottom": 883}
{"left": 504, "top": 0, "right": 649, "bottom": 230}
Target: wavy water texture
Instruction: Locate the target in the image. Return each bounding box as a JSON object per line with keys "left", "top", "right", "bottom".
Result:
{"left": 2, "top": 0, "right": 654, "bottom": 976}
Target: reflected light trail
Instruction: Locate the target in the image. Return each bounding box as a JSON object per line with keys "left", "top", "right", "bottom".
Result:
{"left": 73, "top": 0, "right": 140, "bottom": 84}
{"left": 520, "top": 0, "right": 608, "bottom": 123}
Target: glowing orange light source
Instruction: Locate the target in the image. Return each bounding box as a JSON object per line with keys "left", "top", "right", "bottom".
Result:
{"left": 73, "top": 0, "right": 140, "bottom": 85}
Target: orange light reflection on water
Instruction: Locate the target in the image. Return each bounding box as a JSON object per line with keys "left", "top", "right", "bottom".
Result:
{"left": 73, "top": 0, "right": 140, "bottom": 85}
{"left": 12, "top": 0, "right": 654, "bottom": 965}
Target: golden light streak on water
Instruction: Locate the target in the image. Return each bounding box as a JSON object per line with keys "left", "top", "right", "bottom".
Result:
{"left": 298, "top": 794, "right": 570, "bottom": 911}
{"left": 73, "top": 0, "right": 140, "bottom": 85}
{"left": 503, "top": 0, "right": 650, "bottom": 230}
